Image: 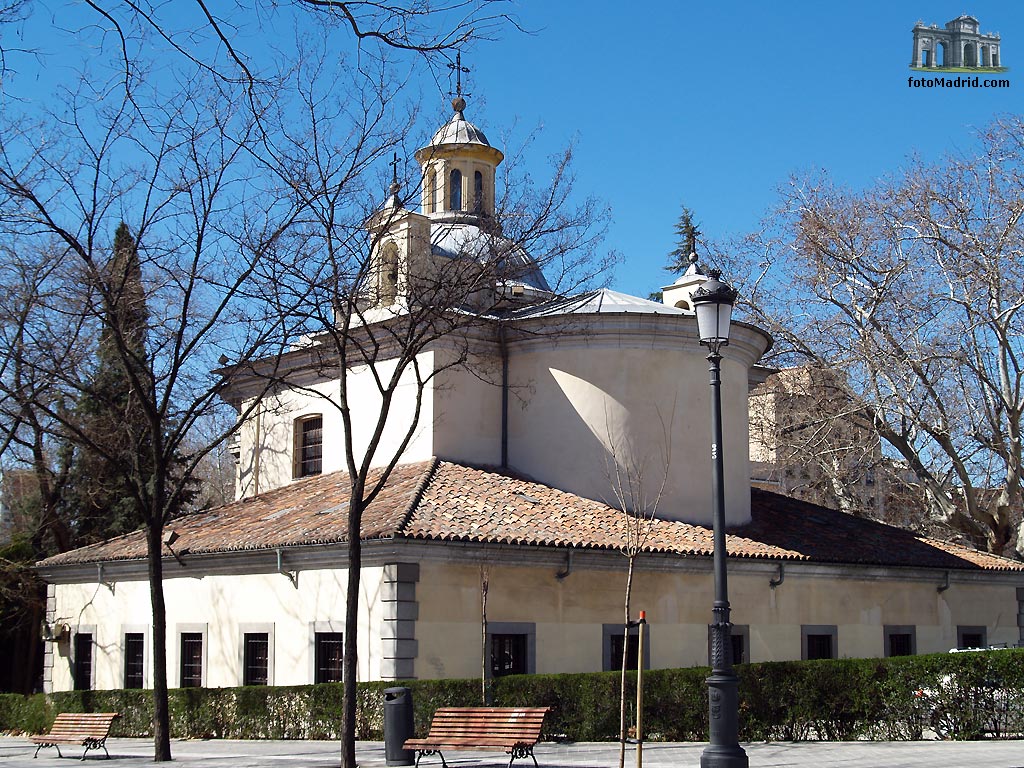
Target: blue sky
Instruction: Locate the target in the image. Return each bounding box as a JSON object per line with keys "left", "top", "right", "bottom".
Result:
{"left": 447, "top": 1, "right": 1020, "bottom": 298}
{"left": 5, "top": 2, "right": 1018, "bottom": 301}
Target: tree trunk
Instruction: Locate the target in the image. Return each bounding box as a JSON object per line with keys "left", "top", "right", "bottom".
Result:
{"left": 480, "top": 566, "right": 489, "bottom": 705}
{"left": 618, "top": 555, "right": 635, "bottom": 768}
{"left": 341, "top": 502, "right": 363, "bottom": 768}
{"left": 146, "top": 523, "right": 172, "bottom": 761}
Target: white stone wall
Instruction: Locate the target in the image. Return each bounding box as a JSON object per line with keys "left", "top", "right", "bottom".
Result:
{"left": 236, "top": 352, "right": 437, "bottom": 499}
{"left": 505, "top": 320, "right": 760, "bottom": 526}
{"left": 48, "top": 566, "right": 386, "bottom": 691}
{"left": 45, "top": 552, "right": 1021, "bottom": 692}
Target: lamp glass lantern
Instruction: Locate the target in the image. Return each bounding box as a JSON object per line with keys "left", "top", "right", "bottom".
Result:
{"left": 691, "top": 272, "right": 738, "bottom": 348}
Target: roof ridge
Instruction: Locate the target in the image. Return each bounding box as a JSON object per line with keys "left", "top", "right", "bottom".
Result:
{"left": 396, "top": 456, "right": 441, "bottom": 534}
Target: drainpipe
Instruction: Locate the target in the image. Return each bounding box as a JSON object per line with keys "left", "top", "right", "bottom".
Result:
{"left": 769, "top": 563, "right": 785, "bottom": 590}
{"left": 252, "top": 403, "right": 262, "bottom": 497}
{"left": 500, "top": 323, "right": 509, "bottom": 469}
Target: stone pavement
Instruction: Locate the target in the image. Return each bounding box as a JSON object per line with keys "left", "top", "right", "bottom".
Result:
{"left": 2, "top": 737, "right": 1023, "bottom": 767}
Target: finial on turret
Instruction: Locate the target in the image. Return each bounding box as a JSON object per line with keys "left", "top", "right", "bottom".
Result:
{"left": 389, "top": 152, "right": 401, "bottom": 196}
{"left": 447, "top": 51, "right": 471, "bottom": 117}
{"left": 382, "top": 152, "right": 403, "bottom": 209}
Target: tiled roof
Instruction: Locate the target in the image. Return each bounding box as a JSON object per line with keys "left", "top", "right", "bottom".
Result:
{"left": 36, "top": 460, "right": 434, "bottom": 567}
{"left": 37, "top": 459, "right": 1024, "bottom": 572}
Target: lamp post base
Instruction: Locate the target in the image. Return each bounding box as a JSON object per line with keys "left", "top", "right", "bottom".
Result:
{"left": 699, "top": 744, "right": 748, "bottom": 768}
{"left": 701, "top": 672, "right": 747, "bottom": 768}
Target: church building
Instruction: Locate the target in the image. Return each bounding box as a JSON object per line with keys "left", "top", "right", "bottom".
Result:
{"left": 36, "top": 94, "right": 1024, "bottom": 694}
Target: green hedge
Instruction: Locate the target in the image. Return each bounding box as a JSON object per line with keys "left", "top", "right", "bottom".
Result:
{"left": 3, "top": 650, "right": 1022, "bottom": 742}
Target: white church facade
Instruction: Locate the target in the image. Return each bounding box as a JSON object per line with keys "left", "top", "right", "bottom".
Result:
{"left": 36, "top": 95, "right": 1024, "bottom": 693}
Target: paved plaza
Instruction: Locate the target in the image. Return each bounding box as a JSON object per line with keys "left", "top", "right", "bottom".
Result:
{"left": 2, "top": 737, "right": 1023, "bottom": 767}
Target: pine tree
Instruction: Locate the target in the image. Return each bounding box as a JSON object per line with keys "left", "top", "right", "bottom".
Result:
{"left": 665, "top": 205, "right": 701, "bottom": 274}
{"left": 648, "top": 205, "right": 703, "bottom": 301}
{"left": 67, "top": 223, "right": 153, "bottom": 542}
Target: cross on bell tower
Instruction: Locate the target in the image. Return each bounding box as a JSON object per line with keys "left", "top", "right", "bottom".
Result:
{"left": 447, "top": 51, "right": 471, "bottom": 100}
{"left": 389, "top": 152, "right": 401, "bottom": 194}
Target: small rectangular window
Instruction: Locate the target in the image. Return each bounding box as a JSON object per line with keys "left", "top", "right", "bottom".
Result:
{"left": 124, "top": 633, "right": 145, "bottom": 688}
{"left": 888, "top": 633, "right": 912, "bottom": 656}
{"left": 180, "top": 633, "right": 203, "bottom": 688}
{"left": 609, "top": 633, "right": 640, "bottom": 671}
{"left": 73, "top": 633, "right": 93, "bottom": 691}
{"left": 802, "top": 625, "right": 838, "bottom": 660}
{"left": 730, "top": 632, "right": 747, "bottom": 665}
{"left": 243, "top": 633, "right": 270, "bottom": 686}
{"left": 314, "top": 632, "right": 344, "bottom": 684}
{"left": 957, "top": 625, "right": 987, "bottom": 650}
{"left": 490, "top": 634, "right": 528, "bottom": 677}
{"left": 603, "top": 623, "right": 651, "bottom": 672}
{"left": 884, "top": 625, "right": 916, "bottom": 657}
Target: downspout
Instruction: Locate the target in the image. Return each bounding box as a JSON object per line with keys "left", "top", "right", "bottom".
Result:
{"left": 769, "top": 563, "right": 785, "bottom": 590}
{"left": 500, "top": 323, "right": 509, "bottom": 469}
{"left": 253, "top": 403, "right": 262, "bottom": 497}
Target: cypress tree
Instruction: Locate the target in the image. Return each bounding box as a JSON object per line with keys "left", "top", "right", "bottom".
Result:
{"left": 68, "top": 222, "right": 153, "bottom": 542}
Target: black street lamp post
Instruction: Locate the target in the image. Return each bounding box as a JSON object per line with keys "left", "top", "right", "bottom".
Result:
{"left": 691, "top": 270, "right": 748, "bottom": 768}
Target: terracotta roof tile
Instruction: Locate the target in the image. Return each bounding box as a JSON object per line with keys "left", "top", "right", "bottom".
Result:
{"left": 407, "top": 464, "right": 1022, "bottom": 571}
{"left": 37, "top": 460, "right": 435, "bottom": 567}
{"left": 37, "top": 459, "right": 1024, "bottom": 573}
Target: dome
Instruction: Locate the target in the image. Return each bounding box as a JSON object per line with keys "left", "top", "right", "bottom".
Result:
{"left": 418, "top": 97, "right": 503, "bottom": 164}
{"left": 430, "top": 222, "right": 551, "bottom": 294}
{"left": 429, "top": 111, "right": 493, "bottom": 148}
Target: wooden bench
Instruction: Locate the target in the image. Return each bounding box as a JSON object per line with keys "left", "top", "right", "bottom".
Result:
{"left": 30, "top": 713, "right": 119, "bottom": 760}
{"left": 404, "top": 707, "right": 549, "bottom": 768}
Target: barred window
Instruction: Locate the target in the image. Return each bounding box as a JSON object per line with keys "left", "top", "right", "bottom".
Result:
{"left": 124, "top": 633, "right": 145, "bottom": 688}
{"left": 490, "top": 634, "right": 527, "bottom": 677}
{"left": 802, "top": 625, "right": 837, "bottom": 660}
{"left": 243, "top": 633, "right": 269, "bottom": 686}
{"left": 314, "top": 632, "right": 344, "bottom": 683}
{"left": 73, "top": 633, "right": 93, "bottom": 691}
{"left": 180, "top": 633, "right": 203, "bottom": 687}
{"left": 294, "top": 415, "right": 323, "bottom": 478}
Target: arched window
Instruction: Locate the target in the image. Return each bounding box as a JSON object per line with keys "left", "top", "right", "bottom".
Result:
{"left": 380, "top": 242, "right": 399, "bottom": 304}
{"left": 293, "top": 415, "right": 323, "bottom": 478}
{"left": 449, "top": 168, "right": 462, "bottom": 211}
{"left": 473, "top": 170, "right": 484, "bottom": 213}
{"left": 425, "top": 168, "right": 436, "bottom": 214}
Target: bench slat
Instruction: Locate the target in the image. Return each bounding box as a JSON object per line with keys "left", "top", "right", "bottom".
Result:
{"left": 31, "top": 712, "right": 119, "bottom": 754}
{"left": 405, "top": 706, "right": 549, "bottom": 764}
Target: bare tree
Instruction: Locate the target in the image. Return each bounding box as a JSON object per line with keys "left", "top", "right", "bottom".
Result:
{"left": 602, "top": 406, "right": 671, "bottom": 768}
{"left": 0, "top": 54, "right": 327, "bottom": 754}
{"left": 228, "top": 85, "right": 612, "bottom": 763}
{"left": 725, "top": 116, "right": 1024, "bottom": 557}
{"left": 1, "top": 1, "right": 519, "bottom": 105}
{"left": 1, "top": 0, "right": 536, "bottom": 753}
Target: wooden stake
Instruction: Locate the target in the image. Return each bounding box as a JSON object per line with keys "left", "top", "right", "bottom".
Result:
{"left": 636, "top": 611, "right": 646, "bottom": 768}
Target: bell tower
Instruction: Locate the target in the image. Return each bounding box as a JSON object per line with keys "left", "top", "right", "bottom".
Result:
{"left": 414, "top": 95, "right": 504, "bottom": 226}
{"left": 365, "top": 155, "right": 430, "bottom": 308}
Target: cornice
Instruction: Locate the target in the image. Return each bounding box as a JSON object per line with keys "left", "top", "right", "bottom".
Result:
{"left": 39, "top": 536, "right": 1022, "bottom": 588}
